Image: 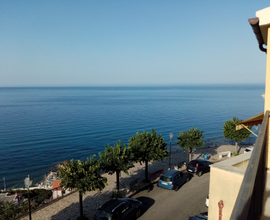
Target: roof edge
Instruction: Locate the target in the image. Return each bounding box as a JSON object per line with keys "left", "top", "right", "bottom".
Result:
{"left": 248, "top": 17, "right": 267, "bottom": 53}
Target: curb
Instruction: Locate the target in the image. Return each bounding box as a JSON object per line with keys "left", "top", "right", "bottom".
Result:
{"left": 126, "top": 160, "right": 220, "bottom": 198}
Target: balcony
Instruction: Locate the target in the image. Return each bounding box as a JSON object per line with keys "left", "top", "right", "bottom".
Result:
{"left": 230, "top": 110, "right": 269, "bottom": 220}
{"left": 208, "top": 111, "right": 269, "bottom": 220}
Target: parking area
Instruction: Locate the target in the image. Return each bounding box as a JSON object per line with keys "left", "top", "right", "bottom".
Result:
{"left": 132, "top": 172, "right": 210, "bottom": 220}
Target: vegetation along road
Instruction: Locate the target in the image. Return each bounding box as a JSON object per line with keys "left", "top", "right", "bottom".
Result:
{"left": 132, "top": 172, "right": 209, "bottom": 220}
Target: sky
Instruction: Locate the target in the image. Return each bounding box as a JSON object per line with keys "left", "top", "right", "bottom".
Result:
{"left": 0, "top": 1, "right": 269, "bottom": 87}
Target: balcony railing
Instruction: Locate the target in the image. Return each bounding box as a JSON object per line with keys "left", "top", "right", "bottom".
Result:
{"left": 230, "top": 110, "right": 269, "bottom": 220}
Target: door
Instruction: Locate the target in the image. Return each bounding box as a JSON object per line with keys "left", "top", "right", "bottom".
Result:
{"left": 179, "top": 172, "right": 186, "bottom": 186}
{"left": 174, "top": 173, "right": 183, "bottom": 187}
{"left": 117, "top": 202, "right": 136, "bottom": 220}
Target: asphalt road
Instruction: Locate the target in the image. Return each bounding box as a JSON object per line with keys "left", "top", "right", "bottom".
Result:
{"left": 132, "top": 172, "right": 209, "bottom": 220}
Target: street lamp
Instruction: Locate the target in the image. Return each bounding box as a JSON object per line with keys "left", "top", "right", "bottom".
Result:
{"left": 3, "top": 177, "right": 6, "bottom": 192}
{"left": 24, "top": 175, "right": 33, "bottom": 220}
{"left": 169, "top": 132, "right": 173, "bottom": 169}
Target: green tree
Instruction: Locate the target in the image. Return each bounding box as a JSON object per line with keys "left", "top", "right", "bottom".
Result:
{"left": 176, "top": 127, "right": 204, "bottom": 162}
{"left": 129, "top": 128, "right": 168, "bottom": 182}
{"left": 223, "top": 117, "right": 251, "bottom": 152}
{"left": 59, "top": 156, "right": 107, "bottom": 219}
{"left": 99, "top": 140, "right": 134, "bottom": 191}
{"left": 0, "top": 201, "right": 19, "bottom": 220}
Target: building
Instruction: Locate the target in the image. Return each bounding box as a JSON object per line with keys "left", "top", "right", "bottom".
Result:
{"left": 52, "top": 179, "right": 63, "bottom": 199}
{"left": 208, "top": 6, "right": 270, "bottom": 220}
{"left": 52, "top": 179, "right": 72, "bottom": 199}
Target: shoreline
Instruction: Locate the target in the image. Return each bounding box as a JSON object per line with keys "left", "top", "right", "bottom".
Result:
{"left": 5, "top": 143, "right": 253, "bottom": 191}
{"left": 114, "top": 143, "right": 253, "bottom": 187}
{"left": 0, "top": 85, "right": 261, "bottom": 192}
{"left": 19, "top": 143, "right": 254, "bottom": 220}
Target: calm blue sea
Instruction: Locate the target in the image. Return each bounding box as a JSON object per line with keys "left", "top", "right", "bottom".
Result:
{"left": 0, "top": 85, "right": 265, "bottom": 188}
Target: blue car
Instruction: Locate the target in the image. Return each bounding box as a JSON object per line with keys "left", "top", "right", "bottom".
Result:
{"left": 157, "top": 170, "right": 189, "bottom": 191}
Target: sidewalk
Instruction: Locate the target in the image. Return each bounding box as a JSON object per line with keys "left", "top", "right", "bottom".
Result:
{"left": 20, "top": 144, "right": 249, "bottom": 220}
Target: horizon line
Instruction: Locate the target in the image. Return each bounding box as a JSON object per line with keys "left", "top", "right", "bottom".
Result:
{"left": 0, "top": 83, "right": 265, "bottom": 88}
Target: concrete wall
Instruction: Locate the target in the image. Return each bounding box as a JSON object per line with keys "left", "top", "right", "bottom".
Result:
{"left": 208, "top": 153, "right": 250, "bottom": 220}
{"left": 232, "top": 159, "right": 250, "bottom": 170}
{"left": 258, "top": 7, "right": 270, "bottom": 168}
{"left": 208, "top": 167, "right": 244, "bottom": 220}
{"left": 53, "top": 190, "right": 62, "bottom": 199}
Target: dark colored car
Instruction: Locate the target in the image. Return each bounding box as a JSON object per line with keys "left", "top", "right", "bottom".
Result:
{"left": 157, "top": 170, "right": 189, "bottom": 191}
{"left": 186, "top": 159, "right": 213, "bottom": 177}
{"left": 94, "top": 198, "right": 142, "bottom": 220}
{"left": 188, "top": 213, "right": 208, "bottom": 220}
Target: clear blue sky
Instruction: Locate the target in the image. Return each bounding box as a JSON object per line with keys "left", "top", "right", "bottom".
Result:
{"left": 0, "top": 1, "right": 269, "bottom": 86}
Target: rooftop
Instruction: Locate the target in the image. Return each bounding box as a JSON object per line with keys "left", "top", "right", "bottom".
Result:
{"left": 52, "top": 179, "right": 62, "bottom": 191}
{"left": 256, "top": 7, "right": 270, "bottom": 45}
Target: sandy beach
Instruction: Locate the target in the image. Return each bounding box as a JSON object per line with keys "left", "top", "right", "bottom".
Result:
{"left": 20, "top": 144, "right": 253, "bottom": 220}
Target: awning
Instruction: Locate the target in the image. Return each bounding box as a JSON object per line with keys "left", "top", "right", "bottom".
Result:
{"left": 236, "top": 112, "right": 264, "bottom": 130}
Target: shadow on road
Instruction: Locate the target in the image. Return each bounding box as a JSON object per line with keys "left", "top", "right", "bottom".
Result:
{"left": 187, "top": 173, "right": 194, "bottom": 182}
{"left": 147, "top": 184, "right": 154, "bottom": 192}
{"left": 136, "top": 196, "right": 155, "bottom": 216}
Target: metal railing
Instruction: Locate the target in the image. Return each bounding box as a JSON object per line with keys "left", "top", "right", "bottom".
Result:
{"left": 230, "top": 110, "right": 269, "bottom": 220}
{"left": 0, "top": 186, "right": 76, "bottom": 220}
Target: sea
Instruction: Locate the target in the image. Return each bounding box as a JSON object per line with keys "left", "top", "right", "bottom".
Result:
{"left": 0, "top": 84, "right": 265, "bottom": 189}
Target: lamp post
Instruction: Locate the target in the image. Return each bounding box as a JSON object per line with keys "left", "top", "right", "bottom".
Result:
{"left": 24, "top": 175, "right": 32, "bottom": 220}
{"left": 169, "top": 132, "right": 173, "bottom": 169}
{"left": 3, "top": 177, "right": 6, "bottom": 192}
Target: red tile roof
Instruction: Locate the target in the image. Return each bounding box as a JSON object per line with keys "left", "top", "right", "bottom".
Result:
{"left": 52, "top": 179, "right": 63, "bottom": 191}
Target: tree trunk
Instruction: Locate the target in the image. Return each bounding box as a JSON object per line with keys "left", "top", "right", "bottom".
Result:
{"left": 235, "top": 141, "right": 238, "bottom": 153}
{"left": 116, "top": 171, "right": 120, "bottom": 191}
{"left": 79, "top": 192, "right": 83, "bottom": 218}
{"left": 189, "top": 148, "right": 192, "bottom": 162}
{"left": 145, "top": 160, "right": 149, "bottom": 181}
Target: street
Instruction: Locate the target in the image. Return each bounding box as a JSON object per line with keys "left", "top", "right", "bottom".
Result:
{"left": 132, "top": 172, "right": 210, "bottom": 220}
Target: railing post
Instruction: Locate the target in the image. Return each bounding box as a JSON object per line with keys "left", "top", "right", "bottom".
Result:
{"left": 218, "top": 200, "right": 224, "bottom": 220}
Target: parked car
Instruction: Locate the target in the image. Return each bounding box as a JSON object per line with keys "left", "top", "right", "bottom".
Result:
{"left": 205, "top": 194, "right": 209, "bottom": 208}
{"left": 244, "top": 147, "right": 254, "bottom": 153}
{"left": 157, "top": 170, "right": 189, "bottom": 191}
{"left": 186, "top": 159, "right": 213, "bottom": 177}
{"left": 188, "top": 213, "right": 208, "bottom": 220}
{"left": 94, "top": 197, "right": 142, "bottom": 220}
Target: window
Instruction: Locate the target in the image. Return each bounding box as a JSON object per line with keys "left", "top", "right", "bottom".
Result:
{"left": 112, "top": 203, "right": 130, "bottom": 219}
{"left": 189, "top": 162, "right": 197, "bottom": 168}
{"left": 175, "top": 173, "right": 181, "bottom": 180}
{"left": 95, "top": 209, "right": 111, "bottom": 220}
{"left": 121, "top": 203, "right": 129, "bottom": 213}
{"left": 160, "top": 175, "right": 172, "bottom": 182}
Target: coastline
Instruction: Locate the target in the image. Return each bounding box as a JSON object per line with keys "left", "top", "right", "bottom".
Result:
{"left": 112, "top": 143, "right": 253, "bottom": 187}
{"left": 6, "top": 143, "right": 253, "bottom": 192}
{"left": 0, "top": 85, "right": 263, "bottom": 190}
{"left": 19, "top": 143, "right": 253, "bottom": 220}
